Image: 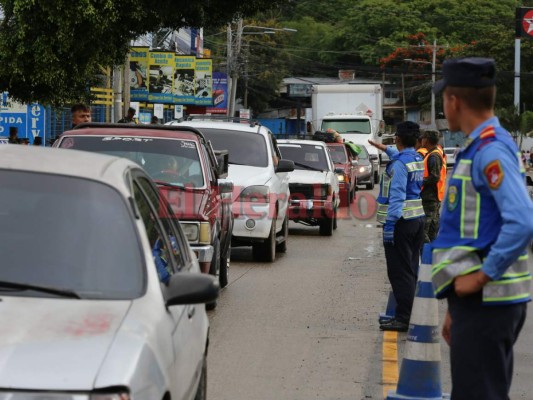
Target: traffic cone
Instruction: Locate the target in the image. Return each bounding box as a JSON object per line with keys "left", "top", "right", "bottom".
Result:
{"left": 386, "top": 243, "right": 449, "bottom": 400}
{"left": 379, "top": 291, "right": 397, "bottom": 324}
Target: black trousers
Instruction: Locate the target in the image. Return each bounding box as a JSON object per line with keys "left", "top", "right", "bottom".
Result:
{"left": 384, "top": 217, "right": 425, "bottom": 323}
{"left": 448, "top": 291, "right": 527, "bottom": 400}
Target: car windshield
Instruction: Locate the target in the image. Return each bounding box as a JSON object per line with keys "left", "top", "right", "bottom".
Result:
{"left": 59, "top": 136, "right": 205, "bottom": 188}
{"left": 0, "top": 170, "right": 144, "bottom": 299}
{"left": 354, "top": 145, "right": 369, "bottom": 160}
{"left": 198, "top": 128, "right": 268, "bottom": 168}
{"left": 322, "top": 119, "right": 371, "bottom": 134}
{"left": 328, "top": 146, "right": 347, "bottom": 163}
{"left": 278, "top": 144, "right": 330, "bottom": 171}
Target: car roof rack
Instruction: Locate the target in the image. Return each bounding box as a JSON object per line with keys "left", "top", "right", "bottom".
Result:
{"left": 71, "top": 122, "right": 207, "bottom": 139}
{"left": 184, "top": 114, "right": 261, "bottom": 128}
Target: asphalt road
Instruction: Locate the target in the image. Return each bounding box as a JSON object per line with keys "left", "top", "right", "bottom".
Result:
{"left": 206, "top": 183, "right": 533, "bottom": 400}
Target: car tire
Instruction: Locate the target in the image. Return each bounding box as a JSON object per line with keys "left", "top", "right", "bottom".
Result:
{"left": 350, "top": 185, "right": 356, "bottom": 203}
{"left": 252, "top": 215, "right": 276, "bottom": 262}
{"left": 365, "top": 179, "right": 375, "bottom": 190}
{"left": 276, "top": 215, "right": 289, "bottom": 253}
{"left": 219, "top": 244, "right": 230, "bottom": 289}
{"left": 193, "top": 355, "right": 207, "bottom": 400}
{"left": 206, "top": 238, "right": 220, "bottom": 310}
{"left": 374, "top": 169, "right": 380, "bottom": 184}
{"left": 333, "top": 208, "right": 338, "bottom": 230}
{"left": 319, "top": 213, "right": 334, "bottom": 236}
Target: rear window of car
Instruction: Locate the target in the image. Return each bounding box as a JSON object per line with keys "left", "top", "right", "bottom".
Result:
{"left": 197, "top": 128, "right": 268, "bottom": 168}
{"left": 59, "top": 136, "right": 205, "bottom": 188}
{"left": 0, "top": 170, "right": 145, "bottom": 300}
{"left": 278, "top": 143, "right": 330, "bottom": 171}
{"left": 327, "top": 146, "right": 347, "bottom": 163}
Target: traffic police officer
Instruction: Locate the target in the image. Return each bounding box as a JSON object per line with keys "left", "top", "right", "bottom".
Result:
{"left": 431, "top": 57, "right": 533, "bottom": 399}
{"left": 369, "top": 121, "right": 425, "bottom": 332}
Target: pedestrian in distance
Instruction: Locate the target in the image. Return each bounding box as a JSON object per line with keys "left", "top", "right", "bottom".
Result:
{"left": 118, "top": 107, "right": 138, "bottom": 124}
{"left": 420, "top": 130, "right": 446, "bottom": 243}
{"left": 8, "top": 127, "right": 20, "bottom": 144}
{"left": 33, "top": 137, "right": 43, "bottom": 146}
{"left": 151, "top": 115, "right": 159, "bottom": 124}
{"left": 431, "top": 57, "right": 533, "bottom": 400}
{"left": 368, "top": 121, "right": 425, "bottom": 332}
{"left": 71, "top": 103, "right": 91, "bottom": 128}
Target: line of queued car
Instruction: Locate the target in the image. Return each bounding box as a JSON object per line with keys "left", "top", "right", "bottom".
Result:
{"left": 0, "top": 118, "right": 379, "bottom": 399}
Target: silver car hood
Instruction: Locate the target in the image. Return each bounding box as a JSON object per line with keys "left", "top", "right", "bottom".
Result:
{"left": 0, "top": 296, "right": 130, "bottom": 390}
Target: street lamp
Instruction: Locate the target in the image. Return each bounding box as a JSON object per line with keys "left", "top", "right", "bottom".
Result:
{"left": 403, "top": 40, "right": 437, "bottom": 129}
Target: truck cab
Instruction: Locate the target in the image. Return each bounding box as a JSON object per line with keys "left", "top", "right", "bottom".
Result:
{"left": 320, "top": 113, "right": 381, "bottom": 184}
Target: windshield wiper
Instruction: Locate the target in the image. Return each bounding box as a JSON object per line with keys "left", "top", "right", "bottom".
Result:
{"left": 293, "top": 162, "right": 324, "bottom": 172}
{"left": 345, "top": 130, "right": 367, "bottom": 134}
{"left": 154, "top": 180, "right": 186, "bottom": 189}
{"left": 0, "top": 280, "right": 81, "bottom": 299}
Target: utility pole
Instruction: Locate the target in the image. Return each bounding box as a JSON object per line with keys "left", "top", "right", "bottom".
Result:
{"left": 226, "top": 23, "right": 233, "bottom": 117}
{"left": 431, "top": 39, "right": 436, "bottom": 129}
{"left": 228, "top": 18, "right": 243, "bottom": 118}
{"left": 113, "top": 66, "right": 123, "bottom": 122}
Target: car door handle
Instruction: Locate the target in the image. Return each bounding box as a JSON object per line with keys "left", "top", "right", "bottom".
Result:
{"left": 188, "top": 306, "right": 195, "bottom": 319}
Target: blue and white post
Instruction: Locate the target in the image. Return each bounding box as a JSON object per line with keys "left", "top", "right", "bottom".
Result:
{"left": 386, "top": 244, "right": 449, "bottom": 400}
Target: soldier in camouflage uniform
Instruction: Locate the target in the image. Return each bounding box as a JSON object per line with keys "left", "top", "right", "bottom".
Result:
{"left": 420, "top": 130, "right": 445, "bottom": 242}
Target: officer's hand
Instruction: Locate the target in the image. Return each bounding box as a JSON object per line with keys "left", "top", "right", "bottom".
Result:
{"left": 368, "top": 140, "right": 386, "bottom": 151}
{"left": 442, "top": 310, "right": 452, "bottom": 346}
{"left": 383, "top": 221, "right": 395, "bottom": 246}
{"left": 454, "top": 271, "right": 491, "bottom": 297}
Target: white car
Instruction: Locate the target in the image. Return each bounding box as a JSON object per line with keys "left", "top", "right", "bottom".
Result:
{"left": 278, "top": 139, "right": 340, "bottom": 236}
{"left": 444, "top": 147, "right": 458, "bottom": 167}
{"left": 167, "top": 119, "right": 294, "bottom": 262}
{"left": 0, "top": 145, "right": 218, "bottom": 400}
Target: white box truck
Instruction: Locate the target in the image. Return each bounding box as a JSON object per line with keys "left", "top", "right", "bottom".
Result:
{"left": 311, "top": 84, "right": 384, "bottom": 184}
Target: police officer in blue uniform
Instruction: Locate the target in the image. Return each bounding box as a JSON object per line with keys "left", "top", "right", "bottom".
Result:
{"left": 431, "top": 58, "right": 533, "bottom": 400}
{"left": 369, "top": 122, "right": 425, "bottom": 332}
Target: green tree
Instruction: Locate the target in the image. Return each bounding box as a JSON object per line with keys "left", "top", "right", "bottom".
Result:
{"left": 0, "top": 0, "right": 281, "bottom": 105}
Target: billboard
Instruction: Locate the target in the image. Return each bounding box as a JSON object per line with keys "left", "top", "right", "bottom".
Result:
{"left": 130, "top": 47, "right": 149, "bottom": 101}
{"left": 206, "top": 72, "right": 228, "bottom": 114}
{"left": 148, "top": 51, "right": 174, "bottom": 103}
{"left": 194, "top": 59, "right": 213, "bottom": 106}
{"left": 174, "top": 55, "right": 196, "bottom": 104}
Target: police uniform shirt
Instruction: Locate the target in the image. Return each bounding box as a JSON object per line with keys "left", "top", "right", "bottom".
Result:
{"left": 460, "top": 116, "right": 533, "bottom": 280}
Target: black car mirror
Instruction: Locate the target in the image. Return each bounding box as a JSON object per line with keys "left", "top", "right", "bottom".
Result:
{"left": 351, "top": 160, "right": 359, "bottom": 166}
{"left": 165, "top": 273, "right": 219, "bottom": 306}
{"left": 218, "top": 179, "right": 234, "bottom": 194}
{"left": 334, "top": 167, "right": 344, "bottom": 174}
{"left": 276, "top": 159, "right": 295, "bottom": 173}
{"left": 214, "top": 150, "right": 229, "bottom": 179}
{"left": 526, "top": 175, "right": 533, "bottom": 186}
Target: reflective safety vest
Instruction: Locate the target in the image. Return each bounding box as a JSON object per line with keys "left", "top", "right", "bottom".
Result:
{"left": 417, "top": 147, "right": 428, "bottom": 158}
{"left": 423, "top": 147, "right": 447, "bottom": 202}
{"left": 431, "top": 125, "right": 531, "bottom": 305}
{"left": 376, "top": 149, "right": 425, "bottom": 223}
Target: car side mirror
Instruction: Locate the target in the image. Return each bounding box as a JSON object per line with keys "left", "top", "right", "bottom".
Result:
{"left": 165, "top": 273, "right": 219, "bottom": 307}
{"left": 334, "top": 167, "right": 344, "bottom": 174}
{"left": 218, "top": 179, "right": 234, "bottom": 194}
{"left": 214, "top": 150, "right": 229, "bottom": 179}
{"left": 351, "top": 160, "right": 358, "bottom": 166}
{"left": 276, "top": 159, "right": 295, "bottom": 173}
{"left": 526, "top": 175, "right": 533, "bottom": 186}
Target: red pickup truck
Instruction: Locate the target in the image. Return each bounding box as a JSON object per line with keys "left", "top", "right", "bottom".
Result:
{"left": 55, "top": 123, "right": 233, "bottom": 294}
{"left": 326, "top": 142, "right": 358, "bottom": 206}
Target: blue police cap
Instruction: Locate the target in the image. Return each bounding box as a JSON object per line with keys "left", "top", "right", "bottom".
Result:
{"left": 433, "top": 57, "right": 496, "bottom": 94}
{"left": 395, "top": 121, "right": 420, "bottom": 137}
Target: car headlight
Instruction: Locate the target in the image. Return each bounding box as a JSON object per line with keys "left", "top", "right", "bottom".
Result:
{"left": 181, "top": 221, "right": 211, "bottom": 245}
{"left": 359, "top": 166, "right": 369, "bottom": 173}
{"left": 336, "top": 174, "right": 345, "bottom": 182}
{"left": 238, "top": 185, "right": 270, "bottom": 203}
{"left": 181, "top": 222, "right": 199, "bottom": 242}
